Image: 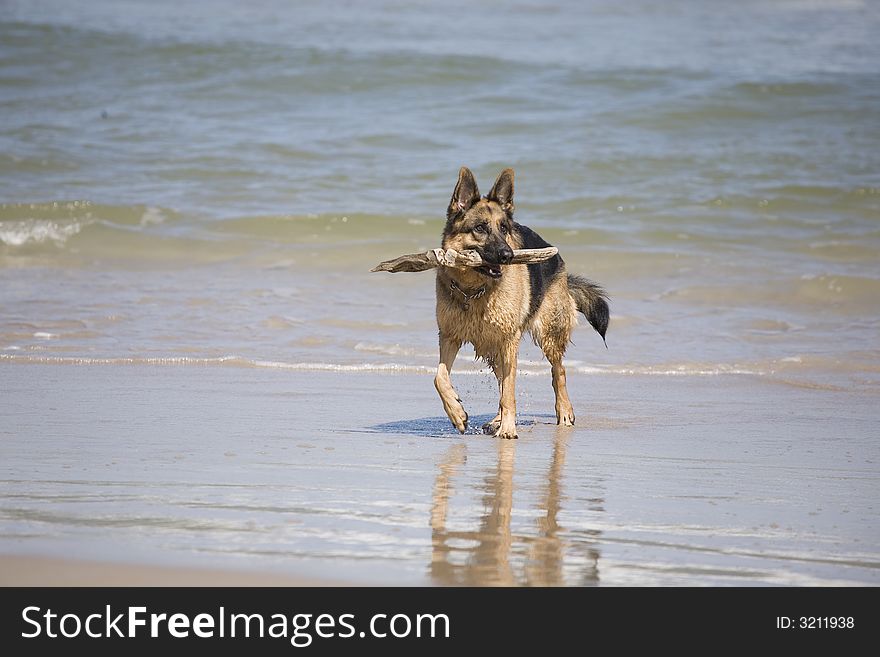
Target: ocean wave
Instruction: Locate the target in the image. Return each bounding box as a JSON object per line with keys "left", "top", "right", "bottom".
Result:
{"left": 0, "top": 202, "right": 441, "bottom": 258}
{"left": 0, "top": 201, "right": 264, "bottom": 264}
{"left": 0, "top": 201, "right": 183, "bottom": 251}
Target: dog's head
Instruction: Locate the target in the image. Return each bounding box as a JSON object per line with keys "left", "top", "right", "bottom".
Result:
{"left": 442, "top": 167, "right": 516, "bottom": 280}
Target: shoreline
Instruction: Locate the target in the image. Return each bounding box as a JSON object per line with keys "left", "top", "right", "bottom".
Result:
{"left": 1, "top": 362, "right": 878, "bottom": 586}
{"left": 0, "top": 554, "right": 338, "bottom": 587}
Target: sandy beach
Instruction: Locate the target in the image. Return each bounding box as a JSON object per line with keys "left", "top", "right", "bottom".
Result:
{"left": 2, "top": 362, "right": 877, "bottom": 586}
{"left": 0, "top": 554, "right": 333, "bottom": 587}
{"left": 2, "top": 0, "right": 879, "bottom": 588}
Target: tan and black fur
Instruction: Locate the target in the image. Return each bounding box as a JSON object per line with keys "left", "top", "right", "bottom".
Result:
{"left": 435, "top": 167, "right": 609, "bottom": 439}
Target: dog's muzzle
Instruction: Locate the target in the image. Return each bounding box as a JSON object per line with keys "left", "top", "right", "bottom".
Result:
{"left": 476, "top": 244, "right": 512, "bottom": 279}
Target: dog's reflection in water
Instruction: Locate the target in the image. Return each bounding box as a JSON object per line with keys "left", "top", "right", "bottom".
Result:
{"left": 429, "top": 429, "right": 601, "bottom": 586}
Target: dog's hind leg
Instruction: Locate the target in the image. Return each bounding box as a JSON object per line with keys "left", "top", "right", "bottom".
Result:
{"left": 533, "top": 301, "right": 576, "bottom": 427}
{"left": 550, "top": 356, "right": 575, "bottom": 426}
{"left": 435, "top": 335, "right": 468, "bottom": 433}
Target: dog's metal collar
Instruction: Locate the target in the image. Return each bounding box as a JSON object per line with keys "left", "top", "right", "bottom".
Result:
{"left": 449, "top": 279, "right": 486, "bottom": 311}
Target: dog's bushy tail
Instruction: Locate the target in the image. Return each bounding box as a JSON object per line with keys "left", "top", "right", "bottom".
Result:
{"left": 567, "top": 274, "right": 609, "bottom": 345}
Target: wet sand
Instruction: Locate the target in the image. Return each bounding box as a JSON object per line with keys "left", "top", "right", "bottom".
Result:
{"left": 1, "top": 362, "right": 878, "bottom": 586}
{"left": 0, "top": 554, "right": 333, "bottom": 587}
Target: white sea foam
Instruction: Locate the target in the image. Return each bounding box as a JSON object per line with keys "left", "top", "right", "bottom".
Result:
{"left": 0, "top": 219, "right": 83, "bottom": 246}
{"left": 0, "top": 354, "right": 433, "bottom": 372}
{"left": 139, "top": 206, "right": 166, "bottom": 226}
{"left": 0, "top": 353, "right": 770, "bottom": 377}
{"left": 251, "top": 360, "right": 434, "bottom": 373}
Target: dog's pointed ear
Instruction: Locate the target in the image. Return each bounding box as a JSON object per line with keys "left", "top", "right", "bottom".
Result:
{"left": 447, "top": 167, "right": 481, "bottom": 219}
{"left": 487, "top": 168, "right": 515, "bottom": 215}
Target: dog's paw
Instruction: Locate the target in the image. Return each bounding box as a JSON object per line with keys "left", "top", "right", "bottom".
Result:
{"left": 557, "top": 413, "right": 575, "bottom": 427}
{"left": 494, "top": 423, "right": 518, "bottom": 440}
{"left": 556, "top": 406, "right": 575, "bottom": 427}
{"left": 482, "top": 417, "right": 501, "bottom": 435}
{"left": 443, "top": 397, "right": 469, "bottom": 434}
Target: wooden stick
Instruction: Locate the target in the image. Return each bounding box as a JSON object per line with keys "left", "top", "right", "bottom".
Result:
{"left": 371, "top": 246, "right": 558, "bottom": 273}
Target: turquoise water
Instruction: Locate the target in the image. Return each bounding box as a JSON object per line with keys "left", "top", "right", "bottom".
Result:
{"left": 1, "top": 0, "right": 879, "bottom": 389}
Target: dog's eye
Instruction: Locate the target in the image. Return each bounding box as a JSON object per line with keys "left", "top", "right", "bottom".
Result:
{"left": 500, "top": 223, "right": 509, "bottom": 234}
{"left": 473, "top": 224, "right": 488, "bottom": 235}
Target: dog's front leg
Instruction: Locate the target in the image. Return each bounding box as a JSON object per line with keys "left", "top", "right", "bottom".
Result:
{"left": 435, "top": 335, "right": 468, "bottom": 433}
{"left": 495, "top": 342, "right": 519, "bottom": 440}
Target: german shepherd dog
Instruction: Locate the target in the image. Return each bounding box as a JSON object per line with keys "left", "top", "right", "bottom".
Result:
{"left": 435, "top": 167, "right": 609, "bottom": 439}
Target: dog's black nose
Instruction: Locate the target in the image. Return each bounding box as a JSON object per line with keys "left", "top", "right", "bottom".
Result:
{"left": 498, "top": 245, "right": 513, "bottom": 264}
